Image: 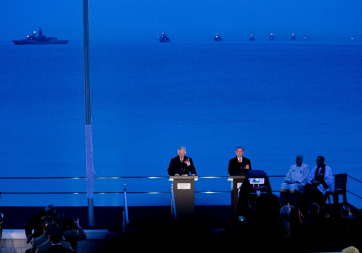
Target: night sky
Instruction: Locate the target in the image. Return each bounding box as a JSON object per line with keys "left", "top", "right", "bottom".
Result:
{"left": 1, "top": 0, "right": 361, "bottom": 42}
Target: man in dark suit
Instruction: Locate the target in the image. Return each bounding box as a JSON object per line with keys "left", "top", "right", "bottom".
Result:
{"left": 167, "top": 146, "right": 197, "bottom": 176}
{"left": 42, "top": 227, "right": 73, "bottom": 253}
{"left": 228, "top": 147, "right": 252, "bottom": 176}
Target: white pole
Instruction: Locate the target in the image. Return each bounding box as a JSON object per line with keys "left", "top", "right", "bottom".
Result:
{"left": 83, "top": 0, "right": 95, "bottom": 227}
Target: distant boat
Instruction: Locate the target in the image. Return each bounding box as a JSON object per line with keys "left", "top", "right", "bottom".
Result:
{"left": 250, "top": 34, "right": 255, "bottom": 41}
{"left": 290, "top": 33, "right": 296, "bottom": 41}
{"left": 159, "top": 32, "right": 171, "bottom": 42}
{"left": 214, "top": 33, "right": 223, "bottom": 41}
{"left": 351, "top": 37, "right": 354, "bottom": 41}
{"left": 13, "top": 28, "right": 68, "bottom": 45}
{"left": 270, "top": 33, "right": 274, "bottom": 41}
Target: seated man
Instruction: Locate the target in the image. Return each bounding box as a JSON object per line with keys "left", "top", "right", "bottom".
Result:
{"left": 25, "top": 205, "right": 61, "bottom": 244}
{"left": 36, "top": 228, "right": 73, "bottom": 253}
{"left": 279, "top": 155, "right": 309, "bottom": 206}
{"left": 62, "top": 218, "right": 86, "bottom": 253}
{"left": 42, "top": 227, "right": 73, "bottom": 253}
{"left": 167, "top": 146, "right": 196, "bottom": 176}
{"left": 305, "top": 156, "right": 333, "bottom": 207}
{"left": 30, "top": 216, "right": 56, "bottom": 253}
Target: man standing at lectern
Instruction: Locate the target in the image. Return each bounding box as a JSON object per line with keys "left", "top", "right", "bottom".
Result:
{"left": 167, "top": 146, "right": 197, "bottom": 176}
{"left": 228, "top": 147, "right": 252, "bottom": 176}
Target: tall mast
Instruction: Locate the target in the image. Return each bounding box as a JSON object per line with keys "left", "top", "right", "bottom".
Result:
{"left": 83, "top": 0, "right": 95, "bottom": 227}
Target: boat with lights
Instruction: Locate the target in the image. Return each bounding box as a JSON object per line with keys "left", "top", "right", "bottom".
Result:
{"left": 214, "top": 33, "right": 223, "bottom": 41}
{"left": 270, "top": 33, "right": 274, "bottom": 41}
{"left": 159, "top": 32, "right": 171, "bottom": 42}
{"left": 13, "top": 28, "right": 68, "bottom": 45}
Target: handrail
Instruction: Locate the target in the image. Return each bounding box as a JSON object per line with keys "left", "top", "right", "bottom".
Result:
{"left": 0, "top": 174, "right": 361, "bottom": 204}
{"left": 347, "top": 175, "right": 362, "bottom": 184}
{"left": 123, "top": 184, "right": 129, "bottom": 235}
{"left": 0, "top": 174, "right": 357, "bottom": 179}
{"left": 0, "top": 176, "right": 232, "bottom": 179}
{"left": 170, "top": 184, "right": 177, "bottom": 221}
{"left": 347, "top": 190, "right": 362, "bottom": 200}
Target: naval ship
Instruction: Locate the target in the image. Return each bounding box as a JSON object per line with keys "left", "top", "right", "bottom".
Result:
{"left": 270, "top": 33, "right": 274, "bottom": 41}
{"left": 290, "top": 33, "right": 296, "bottom": 41}
{"left": 214, "top": 33, "right": 223, "bottom": 41}
{"left": 159, "top": 32, "right": 171, "bottom": 42}
{"left": 13, "top": 28, "right": 68, "bottom": 45}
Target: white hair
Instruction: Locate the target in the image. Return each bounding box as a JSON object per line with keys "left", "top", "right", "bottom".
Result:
{"left": 177, "top": 146, "right": 186, "bottom": 153}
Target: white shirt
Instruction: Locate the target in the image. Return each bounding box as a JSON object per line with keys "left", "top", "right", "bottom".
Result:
{"left": 307, "top": 165, "right": 333, "bottom": 195}
{"left": 284, "top": 163, "right": 310, "bottom": 192}
{"left": 285, "top": 163, "right": 309, "bottom": 185}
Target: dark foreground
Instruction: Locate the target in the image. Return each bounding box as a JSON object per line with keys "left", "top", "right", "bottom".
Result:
{"left": 1, "top": 204, "right": 360, "bottom": 252}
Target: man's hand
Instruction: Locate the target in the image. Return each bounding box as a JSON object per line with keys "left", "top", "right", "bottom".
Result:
{"left": 74, "top": 218, "right": 80, "bottom": 227}
{"left": 191, "top": 174, "right": 196, "bottom": 176}
{"left": 321, "top": 180, "right": 329, "bottom": 189}
{"left": 26, "top": 234, "right": 33, "bottom": 244}
{"left": 175, "top": 174, "right": 180, "bottom": 176}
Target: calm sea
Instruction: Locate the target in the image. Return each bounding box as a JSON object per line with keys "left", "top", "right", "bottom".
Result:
{"left": 0, "top": 40, "right": 361, "bottom": 207}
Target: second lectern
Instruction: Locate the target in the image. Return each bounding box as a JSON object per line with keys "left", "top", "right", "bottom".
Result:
{"left": 229, "top": 176, "right": 245, "bottom": 216}
{"left": 170, "top": 176, "right": 198, "bottom": 220}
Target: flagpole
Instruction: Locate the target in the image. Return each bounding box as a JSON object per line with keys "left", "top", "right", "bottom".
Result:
{"left": 83, "top": 0, "right": 95, "bottom": 227}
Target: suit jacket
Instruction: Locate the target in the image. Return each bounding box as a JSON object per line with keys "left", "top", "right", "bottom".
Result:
{"left": 167, "top": 156, "right": 196, "bottom": 176}
{"left": 31, "top": 232, "right": 48, "bottom": 253}
{"left": 63, "top": 227, "right": 86, "bottom": 253}
{"left": 42, "top": 245, "right": 74, "bottom": 253}
{"left": 37, "top": 240, "right": 73, "bottom": 253}
{"left": 228, "top": 157, "right": 252, "bottom": 176}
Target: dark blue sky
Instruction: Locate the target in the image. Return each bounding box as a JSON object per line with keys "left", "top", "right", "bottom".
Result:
{"left": 1, "top": 0, "right": 361, "bottom": 42}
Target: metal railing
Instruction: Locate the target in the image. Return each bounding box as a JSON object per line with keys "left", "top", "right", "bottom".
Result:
{"left": 0, "top": 174, "right": 361, "bottom": 203}
{"left": 347, "top": 175, "right": 362, "bottom": 200}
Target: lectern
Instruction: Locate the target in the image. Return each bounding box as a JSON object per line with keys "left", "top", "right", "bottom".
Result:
{"left": 170, "top": 176, "right": 198, "bottom": 220}
{"left": 228, "top": 176, "right": 245, "bottom": 216}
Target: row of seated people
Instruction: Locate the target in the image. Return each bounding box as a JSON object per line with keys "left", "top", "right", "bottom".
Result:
{"left": 279, "top": 155, "right": 334, "bottom": 208}
{"left": 220, "top": 193, "right": 361, "bottom": 252}
{"left": 25, "top": 205, "right": 86, "bottom": 253}
{"left": 225, "top": 148, "right": 335, "bottom": 209}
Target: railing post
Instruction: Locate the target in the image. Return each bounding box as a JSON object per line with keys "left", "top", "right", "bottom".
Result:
{"left": 170, "top": 183, "right": 177, "bottom": 221}
{"left": 171, "top": 184, "right": 173, "bottom": 219}
{"left": 122, "top": 184, "right": 129, "bottom": 235}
